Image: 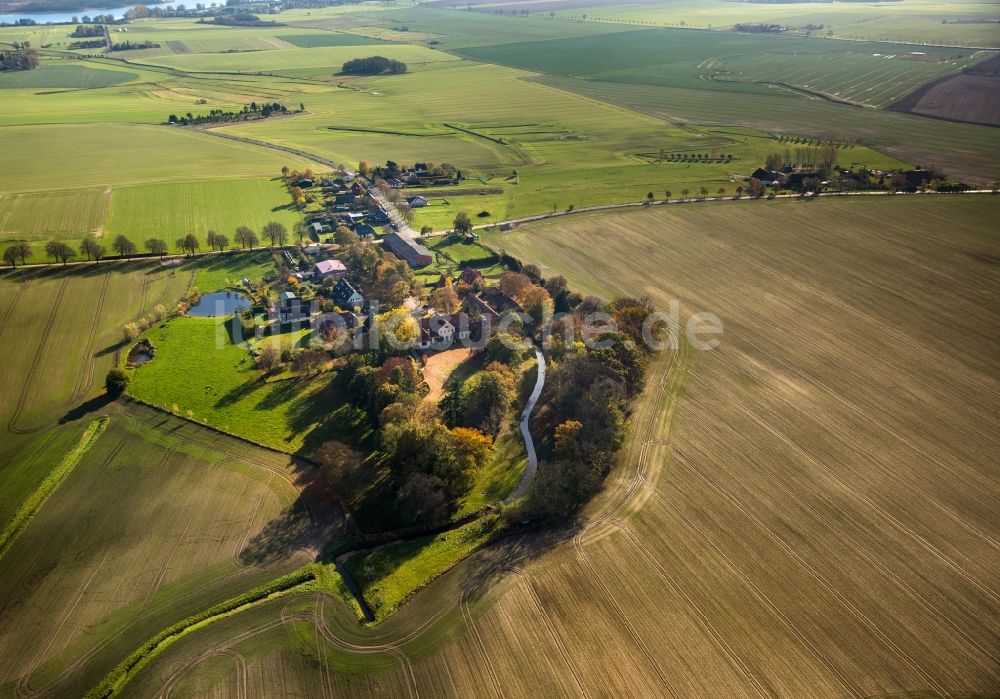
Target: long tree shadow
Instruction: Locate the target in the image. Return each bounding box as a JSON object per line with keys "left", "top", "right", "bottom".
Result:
{"left": 59, "top": 393, "right": 114, "bottom": 424}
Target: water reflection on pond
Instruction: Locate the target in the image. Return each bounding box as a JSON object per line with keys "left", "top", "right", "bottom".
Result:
{"left": 187, "top": 291, "right": 252, "bottom": 317}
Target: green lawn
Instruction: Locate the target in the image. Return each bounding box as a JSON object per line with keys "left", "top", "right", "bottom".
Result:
{"left": 189, "top": 250, "right": 278, "bottom": 293}
{"left": 344, "top": 514, "right": 501, "bottom": 623}
{"left": 128, "top": 315, "right": 362, "bottom": 453}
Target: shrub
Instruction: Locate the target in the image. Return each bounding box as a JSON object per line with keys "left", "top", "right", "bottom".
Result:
{"left": 105, "top": 369, "right": 129, "bottom": 398}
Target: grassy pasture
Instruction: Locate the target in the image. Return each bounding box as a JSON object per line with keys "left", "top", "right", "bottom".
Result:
{"left": 188, "top": 249, "right": 277, "bottom": 293}
{"left": 127, "top": 315, "right": 364, "bottom": 453}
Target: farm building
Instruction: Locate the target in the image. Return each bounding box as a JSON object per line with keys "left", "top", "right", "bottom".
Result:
{"left": 384, "top": 231, "right": 433, "bottom": 268}
{"left": 467, "top": 294, "right": 502, "bottom": 323}
{"left": 406, "top": 195, "right": 429, "bottom": 208}
{"left": 315, "top": 259, "right": 347, "bottom": 278}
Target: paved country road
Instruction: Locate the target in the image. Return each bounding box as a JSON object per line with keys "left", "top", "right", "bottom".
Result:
{"left": 506, "top": 348, "right": 546, "bottom": 505}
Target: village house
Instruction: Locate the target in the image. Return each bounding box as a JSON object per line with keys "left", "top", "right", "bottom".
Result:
{"left": 416, "top": 312, "right": 475, "bottom": 350}
{"left": 333, "top": 278, "right": 364, "bottom": 309}
{"left": 459, "top": 267, "right": 485, "bottom": 288}
{"left": 277, "top": 291, "right": 309, "bottom": 323}
{"left": 384, "top": 231, "right": 433, "bottom": 268}
{"left": 406, "top": 195, "right": 429, "bottom": 208}
{"left": 314, "top": 259, "right": 347, "bottom": 278}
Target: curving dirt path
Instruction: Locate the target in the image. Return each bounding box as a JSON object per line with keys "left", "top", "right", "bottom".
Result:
{"left": 505, "top": 348, "right": 546, "bottom": 504}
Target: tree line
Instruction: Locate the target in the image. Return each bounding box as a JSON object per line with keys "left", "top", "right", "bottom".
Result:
{"left": 2, "top": 221, "right": 294, "bottom": 267}
{"left": 340, "top": 56, "right": 407, "bottom": 75}
{"left": 111, "top": 40, "right": 160, "bottom": 51}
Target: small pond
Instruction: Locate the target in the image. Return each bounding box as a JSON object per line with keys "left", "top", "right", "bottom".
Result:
{"left": 127, "top": 339, "right": 155, "bottom": 367}
{"left": 187, "top": 291, "right": 252, "bottom": 317}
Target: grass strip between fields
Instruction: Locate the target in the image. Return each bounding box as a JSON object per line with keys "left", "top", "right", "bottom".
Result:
{"left": 0, "top": 416, "right": 109, "bottom": 561}
{"left": 86, "top": 565, "right": 320, "bottom": 699}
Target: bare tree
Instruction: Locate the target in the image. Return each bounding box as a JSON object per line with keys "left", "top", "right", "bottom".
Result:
{"left": 261, "top": 221, "right": 287, "bottom": 247}
{"left": 45, "top": 240, "right": 75, "bottom": 265}
{"left": 145, "top": 238, "right": 168, "bottom": 257}
{"left": 234, "top": 226, "right": 258, "bottom": 250}
{"left": 111, "top": 234, "right": 136, "bottom": 259}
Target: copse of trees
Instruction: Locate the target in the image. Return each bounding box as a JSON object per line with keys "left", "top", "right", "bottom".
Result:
{"left": 71, "top": 24, "right": 104, "bottom": 37}
{"left": 340, "top": 56, "right": 407, "bottom": 75}
{"left": 111, "top": 40, "right": 161, "bottom": 51}
{"left": 519, "top": 297, "right": 665, "bottom": 521}
{"left": 167, "top": 102, "right": 296, "bottom": 126}
{"left": 0, "top": 48, "right": 38, "bottom": 72}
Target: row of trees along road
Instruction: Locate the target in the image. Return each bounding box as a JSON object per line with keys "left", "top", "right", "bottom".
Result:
{"left": 2, "top": 221, "right": 296, "bottom": 267}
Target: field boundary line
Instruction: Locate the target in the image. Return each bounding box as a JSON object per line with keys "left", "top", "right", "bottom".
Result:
{"left": 0, "top": 416, "right": 109, "bottom": 563}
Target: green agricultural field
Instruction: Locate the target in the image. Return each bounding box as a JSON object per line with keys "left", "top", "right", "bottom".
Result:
{"left": 0, "top": 187, "right": 110, "bottom": 240}
{"left": 105, "top": 178, "right": 301, "bottom": 248}
{"left": 545, "top": 0, "right": 1000, "bottom": 47}
{"left": 0, "top": 404, "right": 335, "bottom": 698}
{"left": 0, "top": 123, "right": 323, "bottom": 192}
{"left": 0, "top": 62, "right": 138, "bottom": 88}
{"left": 277, "top": 32, "right": 388, "bottom": 48}
{"left": 131, "top": 44, "right": 458, "bottom": 75}
{"left": 540, "top": 73, "right": 1000, "bottom": 184}
{"left": 456, "top": 27, "right": 982, "bottom": 108}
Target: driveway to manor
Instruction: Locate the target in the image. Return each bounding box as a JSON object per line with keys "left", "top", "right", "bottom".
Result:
{"left": 506, "top": 348, "right": 546, "bottom": 504}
